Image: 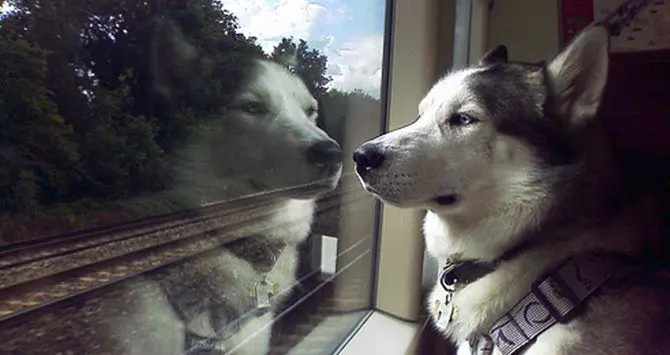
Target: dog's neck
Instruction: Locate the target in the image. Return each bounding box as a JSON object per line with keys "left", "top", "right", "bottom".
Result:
{"left": 424, "top": 171, "right": 554, "bottom": 263}
{"left": 424, "top": 161, "right": 635, "bottom": 264}
{"left": 426, "top": 182, "right": 657, "bottom": 346}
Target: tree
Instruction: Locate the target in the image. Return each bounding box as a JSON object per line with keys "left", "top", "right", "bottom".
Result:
{"left": 0, "top": 36, "right": 81, "bottom": 211}
{"left": 0, "top": 0, "right": 267, "bottom": 213}
{"left": 271, "top": 37, "right": 331, "bottom": 98}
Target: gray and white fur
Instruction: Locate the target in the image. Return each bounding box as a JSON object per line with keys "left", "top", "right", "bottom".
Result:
{"left": 354, "top": 24, "right": 669, "bottom": 355}
{"left": 67, "top": 59, "right": 341, "bottom": 355}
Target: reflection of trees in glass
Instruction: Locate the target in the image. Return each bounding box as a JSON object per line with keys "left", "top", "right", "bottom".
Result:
{"left": 0, "top": 0, "right": 261, "bottom": 211}
{"left": 268, "top": 37, "right": 380, "bottom": 145}
{"left": 0, "top": 0, "right": 381, "bottom": 239}
{"left": 271, "top": 37, "right": 332, "bottom": 99}
{"left": 0, "top": 37, "right": 80, "bottom": 212}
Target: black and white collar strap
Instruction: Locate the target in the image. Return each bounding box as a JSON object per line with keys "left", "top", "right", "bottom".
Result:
{"left": 439, "top": 237, "right": 540, "bottom": 290}
{"left": 469, "top": 252, "right": 625, "bottom": 355}
{"left": 440, "top": 259, "right": 499, "bottom": 290}
{"left": 431, "top": 259, "right": 500, "bottom": 331}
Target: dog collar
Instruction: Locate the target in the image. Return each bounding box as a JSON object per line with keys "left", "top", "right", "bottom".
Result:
{"left": 440, "top": 259, "right": 499, "bottom": 290}
{"left": 432, "top": 259, "right": 500, "bottom": 331}
{"left": 433, "top": 235, "right": 551, "bottom": 329}
{"left": 469, "top": 252, "right": 626, "bottom": 355}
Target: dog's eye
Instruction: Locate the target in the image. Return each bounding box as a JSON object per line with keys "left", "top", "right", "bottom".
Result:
{"left": 240, "top": 101, "right": 267, "bottom": 115}
{"left": 306, "top": 107, "right": 317, "bottom": 116}
{"left": 448, "top": 113, "right": 478, "bottom": 126}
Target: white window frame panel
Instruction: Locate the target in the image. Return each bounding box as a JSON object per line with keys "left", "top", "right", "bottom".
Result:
{"left": 372, "top": 0, "right": 440, "bottom": 322}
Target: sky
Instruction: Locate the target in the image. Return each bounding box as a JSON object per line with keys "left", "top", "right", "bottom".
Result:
{"left": 221, "top": 0, "right": 387, "bottom": 98}
{"left": 0, "top": 0, "right": 388, "bottom": 98}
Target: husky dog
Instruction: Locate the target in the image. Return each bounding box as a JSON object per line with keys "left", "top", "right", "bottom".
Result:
{"left": 135, "top": 58, "right": 343, "bottom": 355}
{"left": 1, "top": 58, "right": 343, "bottom": 355}
{"left": 354, "top": 23, "right": 669, "bottom": 355}
{"left": 152, "top": 58, "right": 343, "bottom": 355}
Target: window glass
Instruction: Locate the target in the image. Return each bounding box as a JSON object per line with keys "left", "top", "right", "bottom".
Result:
{"left": 0, "top": 0, "right": 388, "bottom": 353}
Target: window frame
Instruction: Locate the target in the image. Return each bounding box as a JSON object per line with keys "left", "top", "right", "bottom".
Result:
{"left": 335, "top": 0, "right": 491, "bottom": 352}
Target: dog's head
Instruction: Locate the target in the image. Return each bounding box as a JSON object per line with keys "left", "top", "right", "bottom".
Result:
{"left": 354, "top": 25, "right": 611, "bottom": 216}
{"left": 183, "top": 59, "right": 342, "bottom": 201}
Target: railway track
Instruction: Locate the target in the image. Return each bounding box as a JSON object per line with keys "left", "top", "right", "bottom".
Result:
{"left": 0, "top": 186, "right": 367, "bottom": 325}
{"left": 0, "top": 199, "right": 290, "bottom": 289}
{"left": 0, "top": 181, "right": 348, "bottom": 269}
{"left": 0, "top": 204, "right": 260, "bottom": 273}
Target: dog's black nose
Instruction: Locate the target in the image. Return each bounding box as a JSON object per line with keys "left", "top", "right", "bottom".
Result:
{"left": 353, "top": 144, "right": 385, "bottom": 173}
{"left": 306, "top": 140, "right": 343, "bottom": 167}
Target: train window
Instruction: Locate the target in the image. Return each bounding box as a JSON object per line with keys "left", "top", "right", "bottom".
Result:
{"left": 0, "top": 0, "right": 389, "bottom": 353}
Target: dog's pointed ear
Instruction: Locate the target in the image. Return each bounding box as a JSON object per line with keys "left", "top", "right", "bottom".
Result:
{"left": 479, "top": 45, "right": 508, "bottom": 66}
{"left": 547, "top": 25, "right": 610, "bottom": 126}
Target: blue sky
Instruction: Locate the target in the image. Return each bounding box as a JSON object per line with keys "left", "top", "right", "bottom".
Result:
{"left": 221, "top": 0, "right": 388, "bottom": 97}
{"left": 307, "top": 0, "right": 386, "bottom": 52}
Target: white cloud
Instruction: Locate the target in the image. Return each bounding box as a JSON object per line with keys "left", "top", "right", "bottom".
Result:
{"left": 326, "top": 35, "right": 384, "bottom": 98}
{"left": 220, "top": 0, "right": 384, "bottom": 98}
{"left": 221, "top": 0, "right": 326, "bottom": 53}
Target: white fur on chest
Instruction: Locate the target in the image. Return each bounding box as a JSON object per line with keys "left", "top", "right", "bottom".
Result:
{"left": 424, "top": 208, "right": 642, "bottom": 354}
{"left": 221, "top": 198, "right": 316, "bottom": 245}
{"left": 266, "top": 199, "right": 316, "bottom": 244}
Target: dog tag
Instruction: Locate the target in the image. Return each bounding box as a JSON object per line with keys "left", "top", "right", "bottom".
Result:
{"left": 435, "top": 298, "right": 454, "bottom": 330}
{"left": 255, "top": 280, "right": 272, "bottom": 311}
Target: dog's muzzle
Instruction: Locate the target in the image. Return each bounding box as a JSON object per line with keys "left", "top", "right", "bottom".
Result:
{"left": 352, "top": 143, "right": 385, "bottom": 179}
{"left": 306, "top": 139, "right": 343, "bottom": 177}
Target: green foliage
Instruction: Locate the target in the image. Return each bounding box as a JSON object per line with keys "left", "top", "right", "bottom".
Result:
{"left": 0, "top": 0, "right": 266, "bottom": 214}
{"left": 0, "top": 36, "right": 80, "bottom": 212}
{"left": 0, "top": 0, "right": 380, "bottom": 229}
{"left": 271, "top": 37, "right": 331, "bottom": 98}
{"left": 81, "top": 87, "right": 167, "bottom": 198}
